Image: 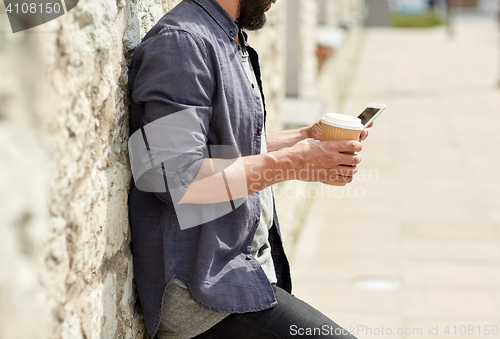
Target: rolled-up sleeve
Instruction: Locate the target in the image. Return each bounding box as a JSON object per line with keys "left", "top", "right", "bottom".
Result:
{"left": 128, "top": 29, "right": 215, "bottom": 202}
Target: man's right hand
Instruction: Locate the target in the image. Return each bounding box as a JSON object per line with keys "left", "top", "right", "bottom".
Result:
{"left": 284, "top": 138, "right": 362, "bottom": 185}
{"left": 179, "top": 138, "right": 363, "bottom": 204}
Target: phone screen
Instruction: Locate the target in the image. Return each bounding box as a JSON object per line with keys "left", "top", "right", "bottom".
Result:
{"left": 358, "top": 107, "right": 382, "bottom": 126}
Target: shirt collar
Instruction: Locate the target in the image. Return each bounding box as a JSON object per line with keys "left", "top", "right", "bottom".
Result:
{"left": 192, "top": 0, "right": 240, "bottom": 40}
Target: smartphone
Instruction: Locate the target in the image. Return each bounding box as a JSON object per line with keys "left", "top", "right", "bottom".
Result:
{"left": 357, "top": 103, "right": 386, "bottom": 128}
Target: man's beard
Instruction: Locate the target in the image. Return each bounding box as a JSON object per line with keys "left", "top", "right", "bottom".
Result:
{"left": 237, "top": 0, "right": 269, "bottom": 31}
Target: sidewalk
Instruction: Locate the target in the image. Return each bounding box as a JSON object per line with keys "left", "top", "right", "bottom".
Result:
{"left": 290, "top": 12, "right": 500, "bottom": 339}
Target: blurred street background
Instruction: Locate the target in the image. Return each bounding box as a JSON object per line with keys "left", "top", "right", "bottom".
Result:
{"left": 291, "top": 6, "right": 500, "bottom": 339}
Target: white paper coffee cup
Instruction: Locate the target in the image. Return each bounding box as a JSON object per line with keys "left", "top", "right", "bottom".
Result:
{"left": 320, "top": 113, "right": 363, "bottom": 186}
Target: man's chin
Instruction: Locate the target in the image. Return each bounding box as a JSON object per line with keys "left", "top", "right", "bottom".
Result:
{"left": 237, "top": 15, "right": 267, "bottom": 31}
{"left": 237, "top": 0, "right": 269, "bottom": 30}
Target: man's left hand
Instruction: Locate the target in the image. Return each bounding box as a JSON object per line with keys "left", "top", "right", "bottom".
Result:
{"left": 359, "top": 122, "right": 373, "bottom": 141}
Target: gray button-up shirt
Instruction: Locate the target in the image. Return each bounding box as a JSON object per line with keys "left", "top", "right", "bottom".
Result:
{"left": 127, "top": 0, "right": 292, "bottom": 337}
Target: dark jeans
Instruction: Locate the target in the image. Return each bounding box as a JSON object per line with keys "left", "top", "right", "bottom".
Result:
{"left": 192, "top": 285, "right": 357, "bottom": 339}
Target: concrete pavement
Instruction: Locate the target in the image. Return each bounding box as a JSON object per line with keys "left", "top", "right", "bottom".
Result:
{"left": 290, "top": 11, "right": 500, "bottom": 339}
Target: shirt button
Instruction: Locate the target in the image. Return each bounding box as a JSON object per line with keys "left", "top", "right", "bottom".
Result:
{"left": 229, "top": 31, "right": 236, "bottom": 38}
{"left": 251, "top": 83, "right": 255, "bottom": 89}
{"left": 245, "top": 255, "right": 252, "bottom": 260}
{"left": 257, "top": 128, "right": 262, "bottom": 135}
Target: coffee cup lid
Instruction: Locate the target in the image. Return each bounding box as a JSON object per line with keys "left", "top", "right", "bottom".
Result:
{"left": 321, "top": 113, "right": 363, "bottom": 130}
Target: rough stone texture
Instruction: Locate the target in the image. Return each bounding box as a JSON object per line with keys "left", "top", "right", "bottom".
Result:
{"left": 0, "top": 12, "right": 55, "bottom": 339}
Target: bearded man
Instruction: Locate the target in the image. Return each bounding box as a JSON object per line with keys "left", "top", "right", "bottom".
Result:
{"left": 128, "top": 0, "right": 365, "bottom": 338}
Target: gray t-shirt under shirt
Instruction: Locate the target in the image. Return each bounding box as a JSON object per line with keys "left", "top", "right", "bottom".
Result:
{"left": 241, "top": 48, "right": 277, "bottom": 285}
{"left": 158, "top": 47, "right": 277, "bottom": 339}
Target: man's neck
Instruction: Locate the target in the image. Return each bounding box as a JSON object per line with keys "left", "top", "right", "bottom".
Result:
{"left": 215, "top": 0, "right": 239, "bottom": 20}
{"left": 215, "top": 0, "right": 241, "bottom": 44}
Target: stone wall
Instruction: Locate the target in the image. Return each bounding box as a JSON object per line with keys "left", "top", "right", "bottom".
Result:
{"left": 0, "top": 30, "right": 53, "bottom": 339}
{"left": 0, "top": 0, "right": 287, "bottom": 338}
{"left": 0, "top": 0, "right": 181, "bottom": 337}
